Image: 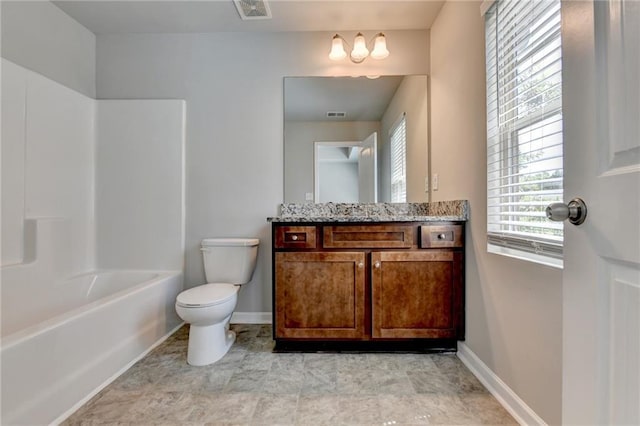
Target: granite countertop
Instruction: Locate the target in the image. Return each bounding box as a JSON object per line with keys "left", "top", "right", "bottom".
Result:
{"left": 267, "top": 200, "right": 469, "bottom": 223}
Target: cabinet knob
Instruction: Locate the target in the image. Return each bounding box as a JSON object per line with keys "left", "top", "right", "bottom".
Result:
{"left": 374, "top": 261, "right": 381, "bottom": 269}
{"left": 357, "top": 262, "right": 364, "bottom": 268}
{"left": 291, "top": 235, "right": 298, "bottom": 241}
{"left": 437, "top": 233, "right": 446, "bottom": 240}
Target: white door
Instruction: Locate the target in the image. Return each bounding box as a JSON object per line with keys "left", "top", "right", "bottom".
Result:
{"left": 358, "top": 132, "right": 377, "bottom": 202}
{"left": 561, "top": 1, "right": 640, "bottom": 424}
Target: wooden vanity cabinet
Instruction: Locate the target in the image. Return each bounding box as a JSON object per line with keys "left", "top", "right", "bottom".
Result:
{"left": 272, "top": 222, "right": 464, "bottom": 345}
{"left": 275, "top": 251, "right": 366, "bottom": 339}
{"left": 371, "top": 250, "right": 463, "bottom": 339}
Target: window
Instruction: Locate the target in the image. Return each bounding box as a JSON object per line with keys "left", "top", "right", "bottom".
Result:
{"left": 390, "top": 113, "right": 407, "bottom": 202}
{"left": 485, "top": 0, "right": 564, "bottom": 267}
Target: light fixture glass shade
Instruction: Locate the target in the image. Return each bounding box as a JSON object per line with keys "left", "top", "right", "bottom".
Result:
{"left": 370, "top": 33, "right": 389, "bottom": 60}
{"left": 329, "top": 35, "right": 347, "bottom": 60}
{"left": 350, "top": 32, "right": 370, "bottom": 62}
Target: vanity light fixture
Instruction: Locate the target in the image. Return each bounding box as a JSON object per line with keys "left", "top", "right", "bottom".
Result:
{"left": 329, "top": 32, "right": 389, "bottom": 64}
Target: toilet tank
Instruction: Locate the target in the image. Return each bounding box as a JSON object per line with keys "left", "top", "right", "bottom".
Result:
{"left": 201, "top": 238, "right": 259, "bottom": 284}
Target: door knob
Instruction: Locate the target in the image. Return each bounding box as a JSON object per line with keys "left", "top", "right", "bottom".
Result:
{"left": 545, "top": 198, "right": 587, "bottom": 225}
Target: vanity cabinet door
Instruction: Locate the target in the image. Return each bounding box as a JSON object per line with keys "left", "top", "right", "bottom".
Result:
{"left": 275, "top": 251, "right": 366, "bottom": 339}
{"left": 371, "top": 251, "right": 463, "bottom": 339}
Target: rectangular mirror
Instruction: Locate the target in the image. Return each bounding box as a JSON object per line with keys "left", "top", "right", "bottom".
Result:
{"left": 284, "top": 75, "right": 429, "bottom": 203}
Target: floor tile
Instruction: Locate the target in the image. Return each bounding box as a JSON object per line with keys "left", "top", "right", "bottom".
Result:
{"left": 225, "top": 369, "right": 268, "bottom": 393}
{"left": 338, "top": 369, "right": 415, "bottom": 395}
{"left": 262, "top": 368, "right": 305, "bottom": 395}
{"left": 301, "top": 367, "right": 338, "bottom": 395}
{"left": 413, "top": 394, "right": 476, "bottom": 425}
{"left": 190, "top": 392, "right": 260, "bottom": 424}
{"left": 377, "top": 395, "right": 431, "bottom": 424}
{"left": 459, "top": 393, "right": 520, "bottom": 425}
{"left": 295, "top": 395, "right": 340, "bottom": 425}
{"left": 65, "top": 389, "right": 143, "bottom": 424}
{"left": 336, "top": 395, "right": 382, "bottom": 425}
{"left": 126, "top": 391, "right": 191, "bottom": 423}
{"left": 240, "top": 352, "right": 275, "bottom": 371}
{"left": 63, "top": 325, "right": 517, "bottom": 426}
{"left": 251, "top": 394, "right": 298, "bottom": 425}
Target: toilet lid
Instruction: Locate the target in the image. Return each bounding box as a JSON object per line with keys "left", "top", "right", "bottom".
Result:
{"left": 176, "top": 283, "right": 238, "bottom": 308}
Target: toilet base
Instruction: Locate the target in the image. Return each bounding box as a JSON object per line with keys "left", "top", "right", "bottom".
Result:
{"left": 186, "top": 322, "right": 236, "bottom": 366}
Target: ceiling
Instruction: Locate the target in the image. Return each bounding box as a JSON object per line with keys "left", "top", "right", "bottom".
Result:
{"left": 53, "top": 0, "right": 445, "bottom": 34}
{"left": 284, "top": 76, "right": 404, "bottom": 122}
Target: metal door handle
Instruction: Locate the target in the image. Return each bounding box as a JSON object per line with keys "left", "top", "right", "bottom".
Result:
{"left": 546, "top": 198, "right": 587, "bottom": 225}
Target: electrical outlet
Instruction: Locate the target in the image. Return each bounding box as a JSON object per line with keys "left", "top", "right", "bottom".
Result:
{"left": 433, "top": 173, "right": 439, "bottom": 191}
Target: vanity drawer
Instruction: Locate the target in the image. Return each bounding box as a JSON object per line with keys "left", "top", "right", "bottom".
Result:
{"left": 275, "top": 226, "right": 317, "bottom": 249}
{"left": 420, "top": 225, "right": 463, "bottom": 248}
{"left": 323, "top": 225, "right": 414, "bottom": 249}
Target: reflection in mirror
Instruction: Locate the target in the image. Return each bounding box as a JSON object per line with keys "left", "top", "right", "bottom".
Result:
{"left": 284, "top": 75, "right": 429, "bottom": 204}
{"left": 314, "top": 133, "right": 377, "bottom": 203}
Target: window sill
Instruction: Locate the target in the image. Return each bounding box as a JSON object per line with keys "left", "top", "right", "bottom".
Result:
{"left": 487, "top": 243, "right": 563, "bottom": 269}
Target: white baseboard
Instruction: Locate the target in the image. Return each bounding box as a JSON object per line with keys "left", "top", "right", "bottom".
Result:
{"left": 457, "top": 342, "right": 547, "bottom": 426}
{"left": 231, "top": 311, "right": 272, "bottom": 324}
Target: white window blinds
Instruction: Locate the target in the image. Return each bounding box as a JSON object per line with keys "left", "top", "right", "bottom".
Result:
{"left": 485, "top": 0, "right": 564, "bottom": 262}
{"left": 390, "top": 114, "right": 407, "bottom": 202}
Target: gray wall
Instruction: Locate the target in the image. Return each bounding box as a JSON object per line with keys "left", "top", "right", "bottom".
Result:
{"left": 429, "top": 2, "right": 562, "bottom": 424}
{"left": 318, "top": 162, "right": 359, "bottom": 203}
{"left": 97, "top": 30, "right": 430, "bottom": 313}
{"left": 1, "top": 1, "right": 96, "bottom": 97}
{"left": 380, "top": 75, "right": 429, "bottom": 203}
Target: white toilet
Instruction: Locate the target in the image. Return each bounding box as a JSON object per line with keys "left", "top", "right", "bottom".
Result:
{"left": 175, "top": 238, "right": 259, "bottom": 366}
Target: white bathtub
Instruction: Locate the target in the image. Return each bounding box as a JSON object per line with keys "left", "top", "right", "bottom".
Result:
{"left": 0, "top": 270, "right": 183, "bottom": 425}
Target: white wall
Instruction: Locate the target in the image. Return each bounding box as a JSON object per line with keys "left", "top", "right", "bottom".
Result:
{"left": 96, "top": 30, "right": 430, "bottom": 313}
{"left": 1, "top": 59, "right": 96, "bottom": 274}
{"left": 429, "top": 2, "right": 562, "bottom": 424}
{"left": 285, "top": 121, "right": 381, "bottom": 203}
{"left": 380, "top": 75, "right": 429, "bottom": 202}
{"left": 1, "top": 59, "right": 28, "bottom": 265}
{"left": 96, "top": 100, "right": 185, "bottom": 271}
{"left": 1, "top": 1, "right": 96, "bottom": 97}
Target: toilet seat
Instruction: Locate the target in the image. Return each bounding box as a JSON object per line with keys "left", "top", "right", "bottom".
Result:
{"left": 176, "top": 283, "right": 238, "bottom": 308}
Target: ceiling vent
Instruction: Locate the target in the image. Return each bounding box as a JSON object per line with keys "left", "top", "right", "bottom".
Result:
{"left": 327, "top": 111, "right": 346, "bottom": 118}
{"left": 234, "top": 0, "right": 272, "bottom": 20}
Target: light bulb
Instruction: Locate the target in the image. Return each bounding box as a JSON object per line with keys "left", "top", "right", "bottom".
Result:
{"left": 350, "top": 32, "right": 369, "bottom": 63}
{"left": 370, "top": 33, "right": 389, "bottom": 60}
{"left": 329, "top": 34, "right": 347, "bottom": 60}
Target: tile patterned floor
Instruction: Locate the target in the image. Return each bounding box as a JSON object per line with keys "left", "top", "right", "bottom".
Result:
{"left": 63, "top": 325, "right": 517, "bottom": 425}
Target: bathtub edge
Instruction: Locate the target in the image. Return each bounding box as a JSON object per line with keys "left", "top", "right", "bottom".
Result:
{"left": 51, "top": 321, "right": 185, "bottom": 426}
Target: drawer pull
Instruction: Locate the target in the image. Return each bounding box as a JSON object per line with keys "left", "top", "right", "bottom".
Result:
{"left": 374, "top": 261, "right": 381, "bottom": 269}
{"left": 275, "top": 226, "right": 316, "bottom": 248}
{"left": 420, "top": 225, "right": 462, "bottom": 248}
